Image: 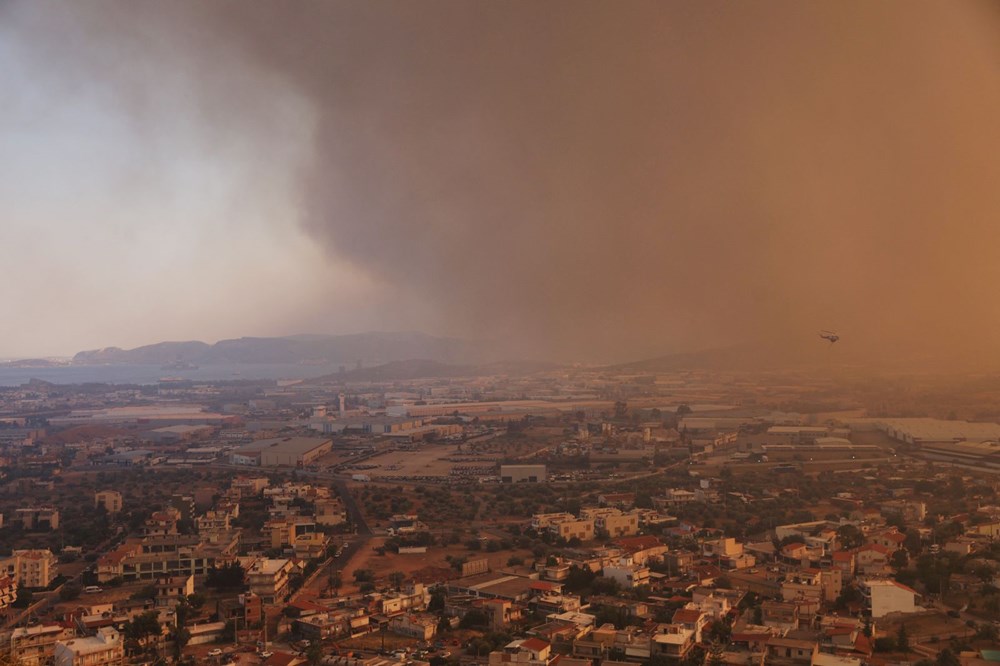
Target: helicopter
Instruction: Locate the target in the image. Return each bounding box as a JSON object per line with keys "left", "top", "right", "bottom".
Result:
{"left": 819, "top": 330, "right": 840, "bottom": 344}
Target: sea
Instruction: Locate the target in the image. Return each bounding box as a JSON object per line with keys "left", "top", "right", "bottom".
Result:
{"left": 0, "top": 362, "right": 344, "bottom": 387}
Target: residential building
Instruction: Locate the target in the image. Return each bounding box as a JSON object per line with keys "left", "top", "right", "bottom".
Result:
{"left": 1, "top": 549, "right": 58, "bottom": 589}
{"left": 94, "top": 490, "right": 123, "bottom": 514}
{"left": 389, "top": 613, "right": 438, "bottom": 640}
{"left": 248, "top": 558, "right": 294, "bottom": 604}
{"left": 531, "top": 513, "right": 576, "bottom": 531}
{"left": 490, "top": 638, "right": 555, "bottom": 666}
{"left": 0, "top": 575, "right": 16, "bottom": 613}
{"left": 549, "top": 519, "right": 594, "bottom": 542}
{"left": 613, "top": 536, "right": 669, "bottom": 565}
{"left": 651, "top": 625, "right": 695, "bottom": 660}
{"left": 379, "top": 583, "right": 430, "bottom": 616}
{"left": 595, "top": 512, "right": 640, "bottom": 539}
{"left": 96, "top": 533, "right": 232, "bottom": 582}
{"left": 860, "top": 579, "right": 918, "bottom": 618}
{"left": 702, "top": 537, "right": 756, "bottom": 570}
{"left": 602, "top": 558, "right": 650, "bottom": 589}
{"left": 8, "top": 623, "right": 71, "bottom": 666}
{"left": 315, "top": 498, "right": 347, "bottom": 526}
{"left": 155, "top": 575, "right": 194, "bottom": 608}
{"left": 765, "top": 636, "right": 817, "bottom": 664}
{"left": 53, "top": 627, "right": 124, "bottom": 666}
{"left": 15, "top": 507, "right": 60, "bottom": 531}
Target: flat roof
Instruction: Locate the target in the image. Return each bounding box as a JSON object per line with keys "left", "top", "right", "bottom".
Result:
{"left": 236, "top": 437, "right": 331, "bottom": 455}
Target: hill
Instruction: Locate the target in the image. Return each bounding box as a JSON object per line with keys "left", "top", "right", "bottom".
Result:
{"left": 71, "top": 332, "right": 491, "bottom": 367}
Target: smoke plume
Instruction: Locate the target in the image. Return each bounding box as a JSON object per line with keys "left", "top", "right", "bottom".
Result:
{"left": 6, "top": 1, "right": 1000, "bottom": 364}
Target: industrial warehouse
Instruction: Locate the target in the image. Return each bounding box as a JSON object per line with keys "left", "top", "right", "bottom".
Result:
{"left": 230, "top": 436, "right": 333, "bottom": 467}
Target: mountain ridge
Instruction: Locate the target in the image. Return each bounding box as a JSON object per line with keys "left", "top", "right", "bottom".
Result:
{"left": 71, "top": 332, "right": 492, "bottom": 367}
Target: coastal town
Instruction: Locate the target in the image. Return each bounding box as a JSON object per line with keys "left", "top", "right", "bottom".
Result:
{"left": 3, "top": 367, "right": 1000, "bottom": 666}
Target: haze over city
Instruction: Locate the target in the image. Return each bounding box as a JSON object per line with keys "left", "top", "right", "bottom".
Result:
{"left": 12, "top": 4, "right": 1000, "bottom": 665}
{"left": 2, "top": 1, "right": 999, "bottom": 366}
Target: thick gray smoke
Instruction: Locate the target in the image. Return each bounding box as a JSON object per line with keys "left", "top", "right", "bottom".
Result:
{"left": 7, "top": 1, "right": 1000, "bottom": 364}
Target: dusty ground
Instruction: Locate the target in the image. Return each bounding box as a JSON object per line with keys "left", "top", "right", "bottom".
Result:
{"left": 879, "top": 610, "right": 969, "bottom": 640}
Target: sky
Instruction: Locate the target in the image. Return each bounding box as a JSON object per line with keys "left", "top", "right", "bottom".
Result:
{"left": 1, "top": 1, "right": 999, "bottom": 364}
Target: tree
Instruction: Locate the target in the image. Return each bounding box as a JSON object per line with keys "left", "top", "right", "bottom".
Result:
{"left": 11, "top": 589, "right": 33, "bottom": 609}
{"left": 123, "top": 611, "right": 162, "bottom": 655}
{"left": 897, "top": 624, "right": 910, "bottom": 653}
{"left": 171, "top": 626, "right": 190, "bottom": 661}
{"left": 388, "top": 571, "right": 406, "bottom": 591}
{"left": 59, "top": 583, "right": 82, "bottom": 601}
{"left": 132, "top": 584, "right": 157, "bottom": 601}
{"left": 837, "top": 524, "right": 863, "bottom": 550}
{"left": 307, "top": 641, "right": 325, "bottom": 666}
{"left": 874, "top": 637, "right": 897, "bottom": 652}
{"left": 460, "top": 609, "right": 489, "bottom": 629}
{"left": 936, "top": 649, "right": 960, "bottom": 666}
{"left": 706, "top": 640, "right": 726, "bottom": 666}
{"left": 205, "top": 561, "right": 246, "bottom": 589}
{"left": 904, "top": 530, "right": 922, "bottom": 555}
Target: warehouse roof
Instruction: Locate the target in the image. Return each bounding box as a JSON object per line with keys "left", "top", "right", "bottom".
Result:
{"left": 235, "top": 437, "right": 331, "bottom": 455}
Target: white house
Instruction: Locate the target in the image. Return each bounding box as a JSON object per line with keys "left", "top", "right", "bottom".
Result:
{"left": 860, "top": 579, "right": 918, "bottom": 618}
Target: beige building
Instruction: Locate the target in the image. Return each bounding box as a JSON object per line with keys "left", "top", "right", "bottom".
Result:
{"left": 500, "top": 464, "right": 547, "bottom": 484}
{"left": 8, "top": 624, "right": 72, "bottom": 666}
{"left": 315, "top": 498, "right": 347, "bottom": 526}
{"left": 390, "top": 613, "right": 438, "bottom": 640}
{"left": 602, "top": 558, "right": 650, "bottom": 589}
{"left": 94, "top": 490, "right": 123, "bottom": 514}
{"left": 15, "top": 507, "right": 60, "bottom": 531}
{"left": 54, "top": 627, "right": 124, "bottom": 666}
{"left": 155, "top": 574, "right": 194, "bottom": 608}
{"left": 0, "top": 575, "right": 16, "bottom": 612}
{"left": 549, "top": 519, "right": 594, "bottom": 542}
{"left": 1, "top": 549, "right": 58, "bottom": 589}
{"left": 248, "top": 558, "right": 294, "bottom": 604}
{"left": 595, "top": 512, "right": 640, "bottom": 538}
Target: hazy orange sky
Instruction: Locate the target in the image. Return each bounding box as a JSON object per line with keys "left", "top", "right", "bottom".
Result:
{"left": 1, "top": 1, "right": 998, "bottom": 364}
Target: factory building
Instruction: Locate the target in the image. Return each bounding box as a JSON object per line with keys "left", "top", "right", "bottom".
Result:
{"left": 231, "top": 437, "right": 332, "bottom": 468}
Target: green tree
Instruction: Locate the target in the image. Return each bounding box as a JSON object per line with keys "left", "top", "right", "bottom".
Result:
{"left": 706, "top": 640, "right": 726, "bottom": 666}
{"left": 936, "top": 649, "right": 960, "bottom": 666}
{"left": 307, "top": 641, "right": 324, "bottom": 666}
{"left": 837, "top": 524, "right": 863, "bottom": 550}
{"left": 460, "top": 609, "right": 489, "bottom": 628}
{"left": 428, "top": 588, "right": 446, "bottom": 612}
{"left": 205, "top": 561, "right": 246, "bottom": 589}
{"left": 171, "top": 626, "right": 190, "bottom": 661}
{"left": 123, "top": 611, "right": 162, "bottom": 655}
{"left": 132, "top": 584, "right": 157, "bottom": 600}
{"left": 11, "top": 589, "right": 33, "bottom": 609}
{"left": 59, "top": 584, "right": 82, "bottom": 601}
{"left": 897, "top": 624, "right": 910, "bottom": 653}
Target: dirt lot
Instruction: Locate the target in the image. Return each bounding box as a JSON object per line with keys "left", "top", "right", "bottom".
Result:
{"left": 879, "top": 610, "right": 969, "bottom": 640}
